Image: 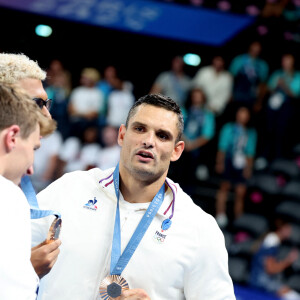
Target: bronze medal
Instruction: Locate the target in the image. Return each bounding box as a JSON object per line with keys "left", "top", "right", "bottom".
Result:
{"left": 45, "top": 217, "right": 62, "bottom": 244}
{"left": 99, "top": 275, "right": 129, "bottom": 299}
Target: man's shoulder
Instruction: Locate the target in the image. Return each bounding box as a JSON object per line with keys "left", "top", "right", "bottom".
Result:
{"left": 0, "top": 175, "right": 25, "bottom": 198}
{"left": 42, "top": 167, "right": 115, "bottom": 190}
{"left": 0, "top": 176, "right": 29, "bottom": 211}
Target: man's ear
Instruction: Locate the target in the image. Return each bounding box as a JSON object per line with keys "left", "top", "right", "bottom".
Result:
{"left": 4, "top": 125, "right": 20, "bottom": 152}
{"left": 117, "top": 124, "right": 126, "bottom": 147}
{"left": 171, "top": 140, "right": 185, "bottom": 162}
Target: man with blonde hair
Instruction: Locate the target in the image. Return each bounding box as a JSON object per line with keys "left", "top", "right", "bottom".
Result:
{"left": 0, "top": 53, "right": 61, "bottom": 278}
{"left": 68, "top": 67, "right": 104, "bottom": 138}
{"left": 0, "top": 82, "right": 56, "bottom": 299}
{"left": 0, "top": 53, "right": 51, "bottom": 118}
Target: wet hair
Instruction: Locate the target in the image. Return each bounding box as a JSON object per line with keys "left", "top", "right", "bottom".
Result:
{"left": 125, "top": 93, "right": 184, "bottom": 143}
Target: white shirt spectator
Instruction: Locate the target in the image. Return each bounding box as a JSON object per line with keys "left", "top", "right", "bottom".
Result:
{"left": 106, "top": 89, "right": 134, "bottom": 128}
{"left": 59, "top": 136, "right": 101, "bottom": 173}
{"left": 69, "top": 86, "right": 104, "bottom": 117}
{"left": 96, "top": 144, "right": 120, "bottom": 170}
{"left": 192, "top": 65, "right": 233, "bottom": 115}
{"left": 31, "top": 131, "right": 63, "bottom": 192}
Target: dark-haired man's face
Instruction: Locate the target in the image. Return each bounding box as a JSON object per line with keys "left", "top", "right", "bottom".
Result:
{"left": 118, "top": 104, "right": 184, "bottom": 183}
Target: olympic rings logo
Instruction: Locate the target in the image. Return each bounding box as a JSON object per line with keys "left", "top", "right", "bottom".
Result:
{"left": 153, "top": 232, "right": 166, "bottom": 244}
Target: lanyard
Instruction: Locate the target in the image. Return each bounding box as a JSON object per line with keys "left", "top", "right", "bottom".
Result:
{"left": 110, "top": 164, "right": 165, "bottom": 275}
{"left": 232, "top": 125, "right": 247, "bottom": 154}
{"left": 20, "top": 175, "right": 61, "bottom": 219}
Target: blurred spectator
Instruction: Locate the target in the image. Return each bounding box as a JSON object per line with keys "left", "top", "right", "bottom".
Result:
{"left": 249, "top": 217, "right": 300, "bottom": 300}
{"left": 229, "top": 41, "right": 269, "bottom": 112}
{"left": 106, "top": 77, "right": 135, "bottom": 128}
{"left": 68, "top": 68, "right": 105, "bottom": 138}
{"left": 215, "top": 106, "right": 257, "bottom": 228}
{"left": 150, "top": 55, "right": 192, "bottom": 114}
{"left": 170, "top": 87, "right": 215, "bottom": 188}
{"left": 261, "top": 0, "right": 289, "bottom": 18}
{"left": 56, "top": 126, "right": 101, "bottom": 176}
{"left": 96, "top": 65, "right": 134, "bottom": 118}
{"left": 96, "top": 125, "right": 120, "bottom": 170}
{"left": 192, "top": 55, "right": 233, "bottom": 119}
{"left": 263, "top": 53, "right": 300, "bottom": 162}
{"left": 45, "top": 59, "right": 72, "bottom": 90}
{"left": 97, "top": 65, "right": 117, "bottom": 112}
{"left": 45, "top": 59, "right": 72, "bottom": 140}
{"left": 183, "top": 87, "right": 215, "bottom": 154}
{"left": 31, "top": 130, "right": 63, "bottom": 193}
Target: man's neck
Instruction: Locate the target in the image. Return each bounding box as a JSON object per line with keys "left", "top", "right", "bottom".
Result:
{"left": 119, "top": 167, "right": 166, "bottom": 204}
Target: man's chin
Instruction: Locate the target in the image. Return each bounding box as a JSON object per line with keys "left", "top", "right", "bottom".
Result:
{"left": 133, "top": 165, "right": 155, "bottom": 176}
{"left": 130, "top": 164, "right": 156, "bottom": 179}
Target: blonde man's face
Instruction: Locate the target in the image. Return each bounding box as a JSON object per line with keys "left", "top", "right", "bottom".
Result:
{"left": 19, "top": 78, "right": 51, "bottom": 119}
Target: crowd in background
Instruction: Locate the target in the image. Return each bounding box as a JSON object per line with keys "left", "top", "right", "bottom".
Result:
{"left": 32, "top": 39, "right": 300, "bottom": 217}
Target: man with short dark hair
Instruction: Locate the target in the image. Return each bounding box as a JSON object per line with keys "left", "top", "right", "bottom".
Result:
{"left": 32, "top": 94, "right": 235, "bottom": 300}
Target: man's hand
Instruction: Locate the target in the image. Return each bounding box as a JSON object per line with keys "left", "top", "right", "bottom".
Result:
{"left": 31, "top": 239, "right": 61, "bottom": 278}
{"left": 120, "top": 288, "right": 150, "bottom": 300}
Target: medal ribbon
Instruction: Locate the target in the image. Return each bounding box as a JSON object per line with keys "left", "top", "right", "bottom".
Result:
{"left": 111, "top": 163, "right": 165, "bottom": 275}
{"left": 20, "top": 175, "right": 61, "bottom": 219}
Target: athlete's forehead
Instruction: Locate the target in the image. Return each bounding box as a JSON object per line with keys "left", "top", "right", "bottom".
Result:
{"left": 129, "top": 104, "right": 176, "bottom": 121}
{"left": 129, "top": 104, "right": 178, "bottom": 126}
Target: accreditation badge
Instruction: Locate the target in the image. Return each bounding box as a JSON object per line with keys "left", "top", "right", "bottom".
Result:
{"left": 99, "top": 275, "right": 129, "bottom": 299}
{"left": 233, "top": 151, "right": 246, "bottom": 169}
{"left": 45, "top": 217, "right": 62, "bottom": 244}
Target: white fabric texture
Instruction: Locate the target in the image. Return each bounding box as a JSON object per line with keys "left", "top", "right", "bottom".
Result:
{"left": 32, "top": 168, "right": 235, "bottom": 300}
{"left": 0, "top": 175, "right": 39, "bottom": 300}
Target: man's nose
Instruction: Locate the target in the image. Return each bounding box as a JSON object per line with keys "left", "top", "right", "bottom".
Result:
{"left": 143, "top": 132, "right": 155, "bottom": 148}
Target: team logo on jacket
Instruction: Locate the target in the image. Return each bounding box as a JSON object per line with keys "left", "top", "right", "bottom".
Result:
{"left": 83, "top": 197, "right": 98, "bottom": 211}
{"left": 153, "top": 230, "right": 167, "bottom": 244}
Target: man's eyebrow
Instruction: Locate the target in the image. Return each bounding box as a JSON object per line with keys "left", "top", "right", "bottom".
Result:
{"left": 157, "top": 128, "right": 174, "bottom": 140}
{"left": 130, "top": 121, "right": 147, "bottom": 128}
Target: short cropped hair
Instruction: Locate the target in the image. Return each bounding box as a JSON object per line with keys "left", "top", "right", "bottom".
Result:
{"left": 0, "top": 82, "right": 56, "bottom": 138}
{"left": 125, "top": 94, "right": 184, "bottom": 143}
{"left": 0, "top": 53, "right": 46, "bottom": 84}
{"left": 81, "top": 68, "right": 101, "bottom": 82}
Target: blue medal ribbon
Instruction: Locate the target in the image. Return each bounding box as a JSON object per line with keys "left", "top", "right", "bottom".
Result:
{"left": 110, "top": 163, "right": 165, "bottom": 275}
{"left": 20, "top": 175, "right": 61, "bottom": 219}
